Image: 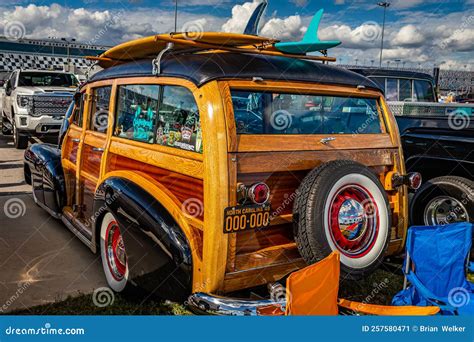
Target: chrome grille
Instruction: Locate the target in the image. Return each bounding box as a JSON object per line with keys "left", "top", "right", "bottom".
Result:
{"left": 30, "top": 94, "right": 73, "bottom": 117}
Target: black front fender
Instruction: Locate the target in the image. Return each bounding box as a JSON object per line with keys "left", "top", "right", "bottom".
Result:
{"left": 24, "top": 143, "right": 65, "bottom": 215}
{"left": 94, "top": 177, "right": 193, "bottom": 302}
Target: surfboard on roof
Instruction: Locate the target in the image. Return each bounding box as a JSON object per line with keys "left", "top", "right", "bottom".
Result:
{"left": 87, "top": 1, "right": 341, "bottom": 69}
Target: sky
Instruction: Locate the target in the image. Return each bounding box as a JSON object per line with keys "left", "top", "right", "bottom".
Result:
{"left": 0, "top": 0, "right": 472, "bottom": 70}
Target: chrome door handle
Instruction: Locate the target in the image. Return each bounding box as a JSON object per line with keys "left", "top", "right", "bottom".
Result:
{"left": 71, "top": 138, "right": 80, "bottom": 143}
{"left": 320, "top": 137, "right": 336, "bottom": 145}
{"left": 92, "top": 147, "right": 104, "bottom": 152}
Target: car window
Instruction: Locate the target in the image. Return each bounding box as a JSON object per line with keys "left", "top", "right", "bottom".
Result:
{"left": 399, "top": 79, "right": 412, "bottom": 101}
{"left": 231, "top": 90, "right": 383, "bottom": 135}
{"left": 385, "top": 78, "right": 398, "bottom": 101}
{"left": 115, "top": 85, "right": 160, "bottom": 143}
{"left": 414, "top": 80, "right": 435, "bottom": 102}
{"left": 156, "top": 86, "right": 202, "bottom": 153}
{"left": 72, "top": 93, "right": 85, "bottom": 127}
{"left": 371, "top": 77, "right": 386, "bottom": 93}
{"left": 89, "top": 86, "right": 111, "bottom": 133}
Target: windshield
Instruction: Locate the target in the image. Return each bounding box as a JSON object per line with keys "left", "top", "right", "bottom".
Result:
{"left": 18, "top": 72, "right": 78, "bottom": 87}
{"left": 231, "top": 90, "right": 383, "bottom": 135}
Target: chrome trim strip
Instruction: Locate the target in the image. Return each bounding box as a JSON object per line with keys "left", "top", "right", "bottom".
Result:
{"left": 187, "top": 292, "right": 285, "bottom": 316}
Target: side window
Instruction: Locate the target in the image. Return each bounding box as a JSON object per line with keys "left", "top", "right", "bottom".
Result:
{"left": 156, "top": 86, "right": 202, "bottom": 153}
{"left": 385, "top": 78, "right": 398, "bottom": 101}
{"left": 414, "top": 80, "right": 435, "bottom": 102}
{"left": 89, "top": 86, "right": 112, "bottom": 133}
{"left": 399, "top": 79, "right": 412, "bottom": 101}
{"left": 115, "top": 85, "right": 159, "bottom": 143}
{"left": 72, "top": 93, "right": 85, "bottom": 127}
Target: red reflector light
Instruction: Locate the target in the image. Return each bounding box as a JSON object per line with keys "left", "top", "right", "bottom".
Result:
{"left": 248, "top": 182, "right": 270, "bottom": 205}
{"left": 408, "top": 172, "right": 422, "bottom": 190}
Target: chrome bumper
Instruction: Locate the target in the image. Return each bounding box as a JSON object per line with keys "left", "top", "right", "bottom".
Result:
{"left": 187, "top": 292, "right": 285, "bottom": 316}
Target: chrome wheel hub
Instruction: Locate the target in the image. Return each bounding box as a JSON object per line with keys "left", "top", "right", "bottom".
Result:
{"left": 424, "top": 196, "right": 469, "bottom": 225}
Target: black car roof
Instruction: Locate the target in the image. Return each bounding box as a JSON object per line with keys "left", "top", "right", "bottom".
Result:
{"left": 350, "top": 68, "right": 434, "bottom": 83}
{"left": 89, "top": 52, "right": 381, "bottom": 90}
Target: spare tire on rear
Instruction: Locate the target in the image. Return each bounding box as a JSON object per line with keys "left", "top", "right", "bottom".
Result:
{"left": 293, "top": 160, "right": 391, "bottom": 280}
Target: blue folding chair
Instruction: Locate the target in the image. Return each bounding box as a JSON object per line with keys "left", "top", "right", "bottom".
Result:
{"left": 393, "top": 222, "right": 474, "bottom": 315}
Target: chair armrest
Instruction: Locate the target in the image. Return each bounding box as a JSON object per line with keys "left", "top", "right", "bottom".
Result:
{"left": 338, "top": 299, "right": 439, "bottom": 316}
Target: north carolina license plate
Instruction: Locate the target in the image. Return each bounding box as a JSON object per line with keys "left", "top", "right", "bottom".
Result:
{"left": 223, "top": 204, "right": 271, "bottom": 234}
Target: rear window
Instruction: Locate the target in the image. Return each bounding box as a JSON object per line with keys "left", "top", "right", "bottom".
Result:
{"left": 231, "top": 90, "right": 383, "bottom": 135}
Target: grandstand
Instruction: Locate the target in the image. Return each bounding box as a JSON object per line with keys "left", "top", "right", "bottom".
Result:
{"left": 0, "top": 36, "right": 107, "bottom": 77}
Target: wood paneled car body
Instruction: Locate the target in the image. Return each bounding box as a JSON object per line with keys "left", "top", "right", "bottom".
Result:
{"left": 24, "top": 32, "right": 420, "bottom": 306}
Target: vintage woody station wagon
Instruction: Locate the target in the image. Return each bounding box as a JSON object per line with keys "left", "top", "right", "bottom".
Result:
{"left": 23, "top": 21, "right": 422, "bottom": 313}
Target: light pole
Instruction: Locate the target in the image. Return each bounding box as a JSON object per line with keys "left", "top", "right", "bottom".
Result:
{"left": 377, "top": 2, "right": 390, "bottom": 67}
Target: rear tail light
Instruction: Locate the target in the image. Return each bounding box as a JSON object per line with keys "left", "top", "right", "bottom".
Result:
{"left": 391, "top": 172, "right": 422, "bottom": 190}
{"left": 248, "top": 182, "right": 270, "bottom": 205}
{"left": 238, "top": 182, "right": 270, "bottom": 205}
{"left": 407, "top": 172, "right": 422, "bottom": 190}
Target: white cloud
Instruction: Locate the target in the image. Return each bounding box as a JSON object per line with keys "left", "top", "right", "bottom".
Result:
{"left": 440, "top": 28, "right": 474, "bottom": 52}
{"left": 221, "top": 0, "right": 262, "bottom": 33}
{"left": 392, "top": 24, "right": 425, "bottom": 47}
{"left": 0, "top": 1, "right": 471, "bottom": 70}
{"left": 260, "top": 15, "right": 305, "bottom": 40}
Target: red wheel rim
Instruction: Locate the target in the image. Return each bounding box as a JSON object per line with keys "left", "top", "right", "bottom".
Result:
{"left": 104, "top": 220, "right": 127, "bottom": 281}
{"left": 328, "top": 184, "right": 379, "bottom": 258}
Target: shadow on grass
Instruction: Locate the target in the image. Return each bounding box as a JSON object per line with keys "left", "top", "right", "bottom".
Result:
{"left": 9, "top": 262, "right": 403, "bottom": 315}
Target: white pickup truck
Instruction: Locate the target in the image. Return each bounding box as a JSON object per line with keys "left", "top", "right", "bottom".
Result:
{"left": 0, "top": 69, "right": 77, "bottom": 149}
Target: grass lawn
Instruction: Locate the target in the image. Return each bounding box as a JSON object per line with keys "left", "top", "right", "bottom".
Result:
{"left": 10, "top": 261, "right": 404, "bottom": 315}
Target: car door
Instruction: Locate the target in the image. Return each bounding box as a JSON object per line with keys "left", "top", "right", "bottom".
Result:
{"left": 61, "top": 89, "right": 87, "bottom": 222}
{"left": 76, "top": 83, "right": 113, "bottom": 233}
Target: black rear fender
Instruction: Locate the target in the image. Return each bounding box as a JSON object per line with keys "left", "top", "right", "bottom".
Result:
{"left": 94, "top": 177, "right": 193, "bottom": 301}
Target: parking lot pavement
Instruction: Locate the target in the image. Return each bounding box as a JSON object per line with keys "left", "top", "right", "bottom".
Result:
{"left": 0, "top": 194, "right": 107, "bottom": 313}
{"left": 0, "top": 134, "right": 31, "bottom": 195}
{"left": 0, "top": 134, "right": 107, "bottom": 312}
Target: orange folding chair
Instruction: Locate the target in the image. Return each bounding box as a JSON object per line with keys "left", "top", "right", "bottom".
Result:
{"left": 258, "top": 252, "right": 439, "bottom": 316}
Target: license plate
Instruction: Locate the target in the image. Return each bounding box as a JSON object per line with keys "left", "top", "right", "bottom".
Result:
{"left": 223, "top": 204, "right": 271, "bottom": 234}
